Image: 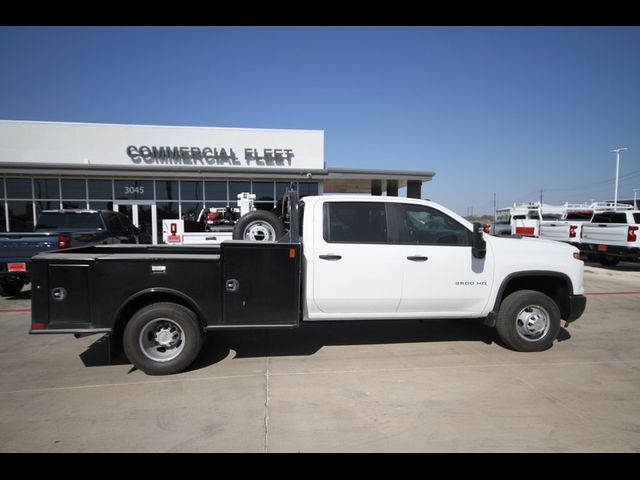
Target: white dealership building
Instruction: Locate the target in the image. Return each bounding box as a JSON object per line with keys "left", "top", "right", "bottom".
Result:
{"left": 0, "top": 120, "right": 435, "bottom": 243}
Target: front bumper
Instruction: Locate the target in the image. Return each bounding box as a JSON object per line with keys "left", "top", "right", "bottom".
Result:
{"left": 566, "top": 294, "right": 587, "bottom": 324}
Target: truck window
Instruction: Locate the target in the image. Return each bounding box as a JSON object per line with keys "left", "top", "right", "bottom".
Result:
{"left": 324, "top": 202, "right": 388, "bottom": 243}
{"left": 565, "top": 211, "right": 593, "bottom": 221}
{"left": 634, "top": 213, "right": 640, "bottom": 224}
{"left": 37, "top": 212, "right": 104, "bottom": 230}
{"left": 612, "top": 213, "right": 629, "bottom": 223}
{"left": 398, "top": 204, "right": 471, "bottom": 246}
{"left": 592, "top": 212, "right": 628, "bottom": 224}
{"left": 592, "top": 213, "right": 612, "bottom": 223}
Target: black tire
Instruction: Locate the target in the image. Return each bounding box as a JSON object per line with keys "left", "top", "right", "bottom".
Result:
{"left": 123, "top": 302, "right": 204, "bottom": 375}
{"left": 599, "top": 254, "right": 620, "bottom": 267}
{"left": 232, "top": 210, "right": 286, "bottom": 241}
{"left": 496, "top": 290, "right": 561, "bottom": 352}
{"left": 0, "top": 280, "right": 24, "bottom": 297}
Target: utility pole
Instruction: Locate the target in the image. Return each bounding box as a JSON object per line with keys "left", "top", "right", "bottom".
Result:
{"left": 493, "top": 192, "right": 497, "bottom": 222}
{"left": 540, "top": 189, "right": 543, "bottom": 205}
{"left": 610, "top": 147, "right": 628, "bottom": 205}
{"left": 634, "top": 188, "right": 639, "bottom": 209}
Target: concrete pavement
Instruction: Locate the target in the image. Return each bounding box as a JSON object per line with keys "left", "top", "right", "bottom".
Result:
{"left": 1, "top": 262, "right": 639, "bottom": 452}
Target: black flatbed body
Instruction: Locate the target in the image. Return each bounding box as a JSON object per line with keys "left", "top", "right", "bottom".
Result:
{"left": 31, "top": 240, "right": 302, "bottom": 334}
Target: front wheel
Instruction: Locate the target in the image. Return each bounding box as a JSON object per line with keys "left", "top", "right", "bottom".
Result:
{"left": 496, "top": 290, "right": 561, "bottom": 352}
{"left": 123, "top": 302, "right": 204, "bottom": 375}
{"left": 232, "top": 210, "right": 286, "bottom": 241}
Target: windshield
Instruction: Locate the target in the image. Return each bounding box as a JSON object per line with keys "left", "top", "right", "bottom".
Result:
{"left": 36, "top": 212, "right": 104, "bottom": 230}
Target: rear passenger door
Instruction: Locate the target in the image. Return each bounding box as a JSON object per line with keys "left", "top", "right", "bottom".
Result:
{"left": 311, "top": 201, "right": 402, "bottom": 316}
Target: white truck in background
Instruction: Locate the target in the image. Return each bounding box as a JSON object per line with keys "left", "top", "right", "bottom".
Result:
{"left": 504, "top": 202, "right": 633, "bottom": 247}
{"left": 579, "top": 209, "right": 640, "bottom": 266}
{"left": 493, "top": 202, "right": 565, "bottom": 237}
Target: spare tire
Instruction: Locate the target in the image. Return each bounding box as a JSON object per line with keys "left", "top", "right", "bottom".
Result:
{"left": 232, "top": 210, "right": 286, "bottom": 241}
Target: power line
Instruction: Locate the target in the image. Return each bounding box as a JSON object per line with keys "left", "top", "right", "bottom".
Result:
{"left": 544, "top": 168, "right": 640, "bottom": 193}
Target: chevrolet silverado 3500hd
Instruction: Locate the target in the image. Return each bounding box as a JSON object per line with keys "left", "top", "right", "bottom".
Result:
{"left": 29, "top": 191, "right": 586, "bottom": 375}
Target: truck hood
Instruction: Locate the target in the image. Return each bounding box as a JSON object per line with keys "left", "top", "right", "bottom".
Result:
{"left": 485, "top": 234, "right": 584, "bottom": 295}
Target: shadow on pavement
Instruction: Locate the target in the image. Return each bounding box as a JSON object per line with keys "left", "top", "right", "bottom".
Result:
{"left": 81, "top": 319, "right": 501, "bottom": 372}
{"left": 80, "top": 320, "right": 574, "bottom": 372}
{"left": 1, "top": 290, "right": 31, "bottom": 301}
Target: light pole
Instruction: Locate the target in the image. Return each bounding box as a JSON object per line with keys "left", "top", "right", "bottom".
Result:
{"left": 634, "top": 188, "right": 639, "bottom": 209}
{"left": 610, "top": 147, "right": 628, "bottom": 205}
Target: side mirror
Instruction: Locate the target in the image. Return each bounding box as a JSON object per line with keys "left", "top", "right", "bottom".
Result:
{"left": 472, "top": 223, "right": 487, "bottom": 259}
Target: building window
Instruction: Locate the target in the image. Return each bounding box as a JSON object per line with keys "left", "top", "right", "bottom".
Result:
{"left": 205, "top": 181, "right": 227, "bottom": 202}
{"left": 61, "top": 179, "right": 87, "bottom": 200}
{"left": 7, "top": 201, "right": 34, "bottom": 231}
{"left": 88, "top": 179, "right": 113, "bottom": 199}
{"left": 114, "top": 180, "right": 153, "bottom": 201}
{"left": 180, "top": 202, "right": 203, "bottom": 221}
{"left": 156, "top": 181, "right": 178, "bottom": 201}
{"left": 0, "top": 203, "right": 6, "bottom": 231}
{"left": 180, "top": 181, "right": 203, "bottom": 201}
{"left": 276, "top": 182, "right": 293, "bottom": 201}
{"left": 89, "top": 201, "right": 114, "bottom": 211}
{"left": 156, "top": 202, "right": 179, "bottom": 243}
{"left": 62, "top": 201, "right": 85, "bottom": 209}
{"left": 35, "top": 201, "right": 60, "bottom": 218}
{"left": 298, "top": 182, "right": 319, "bottom": 198}
{"left": 229, "top": 181, "right": 251, "bottom": 204}
{"left": 252, "top": 182, "right": 275, "bottom": 202}
{"left": 6, "top": 178, "right": 33, "bottom": 199}
{"left": 34, "top": 178, "right": 60, "bottom": 200}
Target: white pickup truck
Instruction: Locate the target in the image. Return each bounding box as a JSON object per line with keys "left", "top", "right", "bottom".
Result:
{"left": 30, "top": 191, "right": 587, "bottom": 375}
{"left": 510, "top": 203, "right": 632, "bottom": 248}
{"left": 579, "top": 210, "right": 640, "bottom": 266}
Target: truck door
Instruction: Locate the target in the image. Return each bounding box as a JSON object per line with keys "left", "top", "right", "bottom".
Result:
{"left": 312, "top": 201, "right": 402, "bottom": 315}
{"left": 391, "top": 203, "right": 493, "bottom": 316}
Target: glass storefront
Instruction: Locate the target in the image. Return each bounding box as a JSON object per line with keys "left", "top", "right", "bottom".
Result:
{"left": 0, "top": 177, "right": 319, "bottom": 242}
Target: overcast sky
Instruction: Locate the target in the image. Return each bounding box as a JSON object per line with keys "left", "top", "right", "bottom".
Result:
{"left": 1, "top": 26, "right": 639, "bottom": 215}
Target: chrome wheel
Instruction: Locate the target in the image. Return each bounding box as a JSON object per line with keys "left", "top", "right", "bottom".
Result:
{"left": 139, "top": 318, "right": 185, "bottom": 362}
{"left": 243, "top": 220, "right": 277, "bottom": 241}
{"left": 515, "top": 305, "right": 550, "bottom": 342}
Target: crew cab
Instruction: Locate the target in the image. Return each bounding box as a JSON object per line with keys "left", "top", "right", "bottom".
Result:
{"left": 579, "top": 210, "right": 640, "bottom": 266}
{"left": 0, "top": 210, "right": 148, "bottom": 296}
{"left": 29, "top": 192, "right": 586, "bottom": 375}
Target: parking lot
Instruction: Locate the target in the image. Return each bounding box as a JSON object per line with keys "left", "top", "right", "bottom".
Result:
{"left": 1, "top": 262, "right": 639, "bottom": 452}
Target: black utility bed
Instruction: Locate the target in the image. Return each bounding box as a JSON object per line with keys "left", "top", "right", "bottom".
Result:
{"left": 31, "top": 241, "right": 301, "bottom": 334}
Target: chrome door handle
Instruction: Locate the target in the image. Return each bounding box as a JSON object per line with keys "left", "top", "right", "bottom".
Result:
{"left": 319, "top": 254, "right": 342, "bottom": 261}
{"left": 407, "top": 255, "right": 429, "bottom": 262}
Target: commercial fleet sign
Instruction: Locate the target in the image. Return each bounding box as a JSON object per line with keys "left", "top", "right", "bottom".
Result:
{"left": 0, "top": 121, "right": 324, "bottom": 171}
{"left": 126, "top": 145, "right": 295, "bottom": 167}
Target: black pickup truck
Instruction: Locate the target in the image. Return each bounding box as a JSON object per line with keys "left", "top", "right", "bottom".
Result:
{"left": 0, "top": 210, "right": 148, "bottom": 296}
